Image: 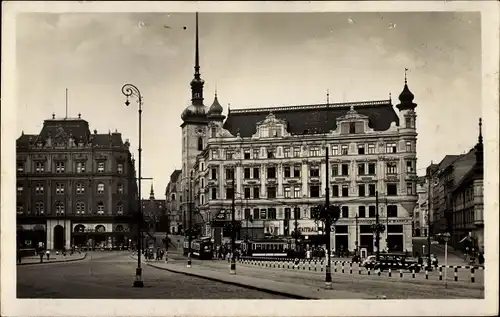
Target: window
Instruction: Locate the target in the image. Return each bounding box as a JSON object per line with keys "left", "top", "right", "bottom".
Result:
{"left": 253, "top": 208, "right": 260, "bottom": 220}
{"left": 358, "top": 206, "right": 366, "bottom": 218}
{"left": 332, "top": 185, "right": 339, "bottom": 197}
{"left": 387, "top": 205, "right": 398, "bottom": 217}
{"left": 309, "top": 166, "right": 320, "bottom": 177}
{"left": 117, "top": 163, "right": 123, "bottom": 174}
{"left": 56, "top": 183, "right": 65, "bottom": 195}
{"left": 253, "top": 167, "right": 260, "bottom": 179}
{"left": 76, "top": 183, "right": 85, "bottom": 194}
{"left": 284, "top": 208, "right": 291, "bottom": 220}
{"left": 35, "top": 202, "right": 44, "bottom": 215}
{"left": 284, "top": 147, "right": 290, "bottom": 158}
{"left": 117, "top": 184, "right": 124, "bottom": 194}
{"left": 226, "top": 150, "right": 234, "bottom": 160}
{"left": 35, "top": 162, "right": 45, "bottom": 173}
{"left": 284, "top": 187, "right": 291, "bottom": 198}
{"left": 294, "top": 186, "right": 301, "bottom": 198}
{"left": 293, "top": 165, "right": 301, "bottom": 177}
{"left": 117, "top": 203, "right": 124, "bottom": 215}
{"left": 405, "top": 117, "right": 412, "bottom": 128}
{"left": 341, "top": 185, "right": 349, "bottom": 197}
{"left": 310, "top": 185, "right": 320, "bottom": 198}
{"left": 267, "top": 167, "right": 276, "bottom": 179}
{"left": 197, "top": 137, "right": 203, "bottom": 151}
{"left": 212, "top": 149, "right": 219, "bottom": 159}
{"left": 368, "top": 163, "right": 376, "bottom": 175}
{"left": 342, "top": 206, "right": 349, "bottom": 218}
{"left": 331, "top": 145, "right": 339, "bottom": 156}
{"left": 244, "top": 208, "right": 251, "bottom": 219}
{"left": 284, "top": 166, "right": 291, "bottom": 178}
{"left": 55, "top": 201, "right": 65, "bottom": 215}
{"left": 225, "top": 168, "right": 234, "bottom": 180}
{"left": 406, "top": 141, "right": 412, "bottom": 152}
{"left": 267, "top": 149, "right": 275, "bottom": 158}
{"left": 358, "top": 184, "right": 365, "bottom": 197}
{"left": 97, "top": 162, "right": 105, "bottom": 173}
{"left": 244, "top": 188, "right": 251, "bottom": 199}
{"left": 349, "top": 122, "right": 356, "bottom": 134}
{"left": 332, "top": 164, "right": 339, "bottom": 176}
{"left": 293, "top": 147, "right": 301, "bottom": 157}
{"left": 97, "top": 202, "right": 104, "bottom": 215}
{"left": 244, "top": 168, "right": 251, "bottom": 179}
{"left": 260, "top": 209, "right": 267, "bottom": 220}
{"left": 17, "top": 185, "right": 23, "bottom": 195}
{"left": 253, "top": 187, "right": 260, "bottom": 199}
{"left": 386, "top": 162, "right": 397, "bottom": 174}
{"left": 368, "top": 184, "right": 376, "bottom": 196}
{"left": 406, "top": 182, "right": 414, "bottom": 195}
{"left": 17, "top": 203, "right": 24, "bottom": 214}
{"left": 244, "top": 150, "right": 251, "bottom": 159}
{"left": 76, "top": 201, "right": 85, "bottom": 214}
{"left": 406, "top": 160, "right": 414, "bottom": 173}
{"left": 358, "top": 163, "right": 365, "bottom": 175}
{"left": 253, "top": 149, "right": 259, "bottom": 159}
{"left": 293, "top": 208, "right": 301, "bottom": 219}
{"left": 97, "top": 183, "right": 105, "bottom": 194}
{"left": 267, "top": 208, "right": 277, "bottom": 219}
{"left": 267, "top": 187, "right": 276, "bottom": 199}
{"left": 341, "top": 145, "right": 348, "bottom": 155}
{"left": 310, "top": 147, "right": 320, "bottom": 157}
{"left": 201, "top": 178, "right": 204, "bottom": 188}
{"left": 387, "top": 183, "right": 398, "bottom": 196}
{"left": 358, "top": 144, "right": 365, "bottom": 154}
{"left": 341, "top": 164, "right": 349, "bottom": 176}
{"left": 211, "top": 127, "right": 217, "bottom": 138}
{"left": 211, "top": 168, "right": 217, "bottom": 180}
{"left": 35, "top": 183, "right": 44, "bottom": 194}
{"left": 55, "top": 161, "right": 65, "bottom": 173}
{"left": 226, "top": 187, "right": 234, "bottom": 199}
{"left": 76, "top": 162, "right": 85, "bottom": 173}
{"left": 17, "top": 162, "right": 24, "bottom": 173}
{"left": 368, "top": 205, "right": 376, "bottom": 217}
{"left": 211, "top": 188, "right": 217, "bottom": 200}
{"left": 368, "top": 144, "right": 375, "bottom": 154}
{"left": 386, "top": 143, "right": 397, "bottom": 153}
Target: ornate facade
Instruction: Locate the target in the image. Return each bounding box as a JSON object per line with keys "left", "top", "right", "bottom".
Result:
{"left": 16, "top": 114, "right": 138, "bottom": 250}
{"left": 165, "top": 169, "right": 182, "bottom": 234}
{"left": 176, "top": 13, "right": 419, "bottom": 253}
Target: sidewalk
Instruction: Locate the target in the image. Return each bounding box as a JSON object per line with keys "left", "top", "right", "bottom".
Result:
{"left": 18, "top": 252, "right": 87, "bottom": 265}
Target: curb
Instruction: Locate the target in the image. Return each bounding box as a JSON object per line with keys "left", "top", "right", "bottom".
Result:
{"left": 129, "top": 255, "right": 309, "bottom": 299}
{"left": 17, "top": 253, "right": 87, "bottom": 266}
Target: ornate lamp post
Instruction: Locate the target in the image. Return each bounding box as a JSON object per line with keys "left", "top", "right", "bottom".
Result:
{"left": 442, "top": 231, "right": 451, "bottom": 288}
{"left": 122, "top": 83, "right": 144, "bottom": 288}
{"left": 372, "top": 190, "right": 385, "bottom": 261}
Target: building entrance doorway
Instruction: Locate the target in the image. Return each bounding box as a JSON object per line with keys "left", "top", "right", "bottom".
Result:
{"left": 53, "top": 225, "right": 65, "bottom": 250}
{"left": 335, "top": 235, "right": 348, "bottom": 256}
{"left": 387, "top": 235, "right": 403, "bottom": 252}
{"left": 360, "top": 235, "right": 373, "bottom": 253}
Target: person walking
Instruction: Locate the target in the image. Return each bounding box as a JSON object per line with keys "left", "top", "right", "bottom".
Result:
{"left": 45, "top": 249, "right": 50, "bottom": 260}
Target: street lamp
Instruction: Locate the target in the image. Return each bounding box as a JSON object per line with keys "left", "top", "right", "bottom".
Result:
{"left": 122, "top": 83, "right": 144, "bottom": 288}
{"left": 442, "top": 231, "right": 451, "bottom": 288}
{"left": 187, "top": 171, "right": 193, "bottom": 268}
{"left": 372, "top": 190, "right": 385, "bottom": 261}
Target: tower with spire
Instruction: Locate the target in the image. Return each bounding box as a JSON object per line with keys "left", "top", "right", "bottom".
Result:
{"left": 180, "top": 12, "right": 209, "bottom": 181}
{"left": 396, "top": 68, "right": 418, "bottom": 130}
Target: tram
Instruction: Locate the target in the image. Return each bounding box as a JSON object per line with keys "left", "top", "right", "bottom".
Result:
{"left": 183, "top": 237, "right": 214, "bottom": 260}
{"left": 241, "top": 238, "right": 304, "bottom": 258}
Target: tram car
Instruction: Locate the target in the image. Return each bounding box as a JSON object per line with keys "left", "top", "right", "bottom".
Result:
{"left": 183, "top": 238, "right": 213, "bottom": 260}
{"left": 241, "top": 238, "right": 304, "bottom": 258}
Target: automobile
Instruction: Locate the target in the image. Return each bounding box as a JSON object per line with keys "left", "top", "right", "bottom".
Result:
{"left": 362, "top": 253, "right": 421, "bottom": 273}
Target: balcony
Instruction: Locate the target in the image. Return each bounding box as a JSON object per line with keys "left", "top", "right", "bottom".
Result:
{"left": 283, "top": 177, "right": 301, "bottom": 184}
{"left": 243, "top": 178, "right": 260, "bottom": 185}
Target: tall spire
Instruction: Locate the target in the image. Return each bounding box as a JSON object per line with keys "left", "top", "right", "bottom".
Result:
{"left": 475, "top": 117, "right": 483, "bottom": 170}
{"left": 326, "top": 89, "right": 330, "bottom": 105}
{"left": 478, "top": 117, "right": 483, "bottom": 145}
{"left": 194, "top": 11, "right": 200, "bottom": 78}
{"left": 396, "top": 68, "right": 417, "bottom": 111}
{"left": 149, "top": 183, "right": 155, "bottom": 200}
{"left": 190, "top": 11, "right": 205, "bottom": 106}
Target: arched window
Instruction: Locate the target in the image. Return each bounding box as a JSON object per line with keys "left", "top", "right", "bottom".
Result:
{"left": 76, "top": 201, "right": 85, "bottom": 214}
{"left": 171, "top": 193, "right": 176, "bottom": 201}
{"left": 115, "top": 225, "right": 124, "bottom": 232}
{"left": 116, "top": 202, "right": 123, "bottom": 215}
{"left": 74, "top": 224, "right": 85, "bottom": 232}
{"left": 55, "top": 201, "right": 65, "bottom": 215}
{"left": 35, "top": 202, "right": 44, "bottom": 215}
{"left": 197, "top": 137, "right": 203, "bottom": 151}
{"left": 97, "top": 202, "right": 105, "bottom": 214}
{"left": 97, "top": 183, "right": 105, "bottom": 194}
{"left": 95, "top": 225, "right": 106, "bottom": 232}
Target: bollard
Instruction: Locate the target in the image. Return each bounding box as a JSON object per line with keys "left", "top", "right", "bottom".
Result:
{"left": 321, "top": 263, "right": 324, "bottom": 272}
{"left": 411, "top": 269, "right": 415, "bottom": 279}
{"left": 439, "top": 266, "right": 443, "bottom": 280}
{"left": 454, "top": 267, "right": 458, "bottom": 281}
{"left": 309, "top": 262, "right": 311, "bottom": 271}
{"left": 377, "top": 268, "right": 381, "bottom": 276}
{"left": 368, "top": 267, "right": 371, "bottom": 275}
{"left": 399, "top": 269, "right": 403, "bottom": 278}
{"left": 425, "top": 268, "right": 428, "bottom": 280}
{"left": 349, "top": 263, "right": 353, "bottom": 274}
{"left": 388, "top": 268, "right": 392, "bottom": 277}
{"left": 342, "top": 263, "right": 345, "bottom": 274}
{"left": 315, "top": 262, "right": 317, "bottom": 271}
{"left": 471, "top": 267, "right": 475, "bottom": 283}
{"left": 358, "top": 264, "right": 361, "bottom": 274}
{"left": 334, "top": 262, "right": 337, "bottom": 273}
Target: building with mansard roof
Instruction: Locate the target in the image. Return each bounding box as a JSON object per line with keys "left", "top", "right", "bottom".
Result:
{"left": 16, "top": 114, "right": 138, "bottom": 251}
{"left": 175, "top": 12, "right": 419, "bottom": 253}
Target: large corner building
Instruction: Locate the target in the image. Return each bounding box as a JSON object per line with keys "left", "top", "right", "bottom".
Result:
{"left": 175, "top": 13, "right": 419, "bottom": 253}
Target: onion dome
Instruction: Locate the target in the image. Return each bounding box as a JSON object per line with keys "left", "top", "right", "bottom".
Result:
{"left": 181, "top": 103, "right": 207, "bottom": 122}
{"left": 207, "top": 92, "right": 225, "bottom": 121}
{"left": 396, "top": 69, "right": 417, "bottom": 111}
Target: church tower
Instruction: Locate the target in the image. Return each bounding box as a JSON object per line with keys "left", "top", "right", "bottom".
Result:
{"left": 396, "top": 68, "right": 418, "bottom": 130}
{"left": 180, "top": 12, "right": 208, "bottom": 181}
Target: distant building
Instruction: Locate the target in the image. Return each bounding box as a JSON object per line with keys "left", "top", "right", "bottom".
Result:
{"left": 16, "top": 114, "right": 138, "bottom": 250}
{"left": 177, "top": 13, "right": 419, "bottom": 253}
{"left": 427, "top": 119, "right": 484, "bottom": 250}
{"left": 165, "top": 169, "right": 182, "bottom": 234}
{"left": 412, "top": 176, "right": 428, "bottom": 237}
{"left": 141, "top": 184, "right": 166, "bottom": 232}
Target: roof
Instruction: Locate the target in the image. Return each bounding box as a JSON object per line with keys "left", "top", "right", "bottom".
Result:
{"left": 222, "top": 99, "right": 399, "bottom": 137}
{"left": 16, "top": 117, "right": 127, "bottom": 149}
{"left": 170, "top": 169, "right": 182, "bottom": 182}
{"left": 435, "top": 155, "right": 462, "bottom": 176}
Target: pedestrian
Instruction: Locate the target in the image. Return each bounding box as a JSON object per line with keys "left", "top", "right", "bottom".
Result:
{"left": 45, "top": 249, "right": 50, "bottom": 260}
{"left": 39, "top": 251, "right": 44, "bottom": 263}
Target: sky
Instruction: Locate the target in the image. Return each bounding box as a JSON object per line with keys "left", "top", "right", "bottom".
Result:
{"left": 16, "top": 11, "right": 482, "bottom": 198}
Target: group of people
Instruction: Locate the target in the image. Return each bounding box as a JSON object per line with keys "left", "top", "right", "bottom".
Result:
{"left": 213, "top": 244, "right": 240, "bottom": 261}
{"left": 143, "top": 248, "right": 166, "bottom": 261}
